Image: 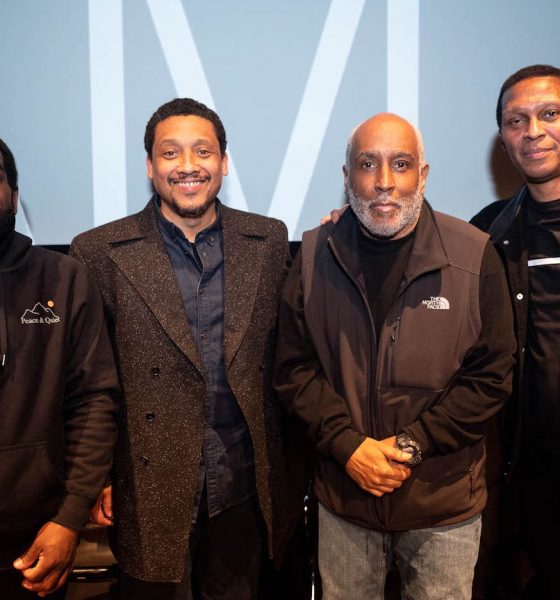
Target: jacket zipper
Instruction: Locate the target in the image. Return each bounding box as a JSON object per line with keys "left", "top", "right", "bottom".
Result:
{"left": 328, "top": 237, "right": 385, "bottom": 529}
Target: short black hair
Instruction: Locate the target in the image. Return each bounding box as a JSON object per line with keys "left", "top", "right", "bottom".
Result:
{"left": 144, "top": 98, "right": 227, "bottom": 159}
{"left": 496, "top": 64, "right": 560, "bottom": 129}
{"left": 0, "top": 138, "right": 18, "bottom": 191}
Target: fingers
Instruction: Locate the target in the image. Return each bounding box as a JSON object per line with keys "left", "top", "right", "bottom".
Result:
{"left": 101, "top": 486, "right": 113, "bottom": 520}
{"left": 90, "top": 485, "right": 113, "bottom": 526}
{"left": 13, "top": 542, "right": 40, "bottom": 571}
{"left": 22, "top": 562, "right": 71, "bottom": 596}
{"left": 380, "top": 444, "right": 413, "bottom": 464}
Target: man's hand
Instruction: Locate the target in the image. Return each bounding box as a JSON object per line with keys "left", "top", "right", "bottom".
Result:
{"left": 320, "top": 204, "right": 349, "bottom": 225}
{"left": 345, "top": 437, "right": 412, "bottom": 497}
{"left": 13, "top": 521, "right": 79, "bottom": 596}
{"left": 89, "top": 485, "right": 113, "bottom": 526}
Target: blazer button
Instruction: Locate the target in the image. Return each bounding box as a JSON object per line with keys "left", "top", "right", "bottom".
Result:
{"left": 151, "top": 367, "right": 160, "bottom": 377}
{"left": 140, "top": 456, "right": 149, "bottom": 466}
{"left": 146, "top": 413, "right": 156, "bottom": 423}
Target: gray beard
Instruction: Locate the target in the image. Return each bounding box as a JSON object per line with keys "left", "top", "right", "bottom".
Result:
{"left": 345, "top": 184, "right": 423, "bottom": 238}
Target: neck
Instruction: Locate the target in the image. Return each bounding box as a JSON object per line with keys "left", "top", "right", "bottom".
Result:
{"left": 527, "top": 178, "right": 560, "bottom": 203}
{"left": 161, "top": 202, "right": 217, "bottom": 242}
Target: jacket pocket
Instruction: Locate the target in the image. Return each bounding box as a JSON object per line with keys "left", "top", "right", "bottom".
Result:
{"left": 0, "top": 441, "right": 62, "bottom": 536}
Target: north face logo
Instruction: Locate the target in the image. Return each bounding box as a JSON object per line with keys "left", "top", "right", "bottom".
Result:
{"left": 421, "top": 296, "right": 450, "bottom": 310}
{"left": 21, "top": 302, "right": 61, "bottom": 325}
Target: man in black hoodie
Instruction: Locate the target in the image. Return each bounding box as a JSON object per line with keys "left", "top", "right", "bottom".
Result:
{"left": 0, "top": 139, "right": 119, "bottom": 598}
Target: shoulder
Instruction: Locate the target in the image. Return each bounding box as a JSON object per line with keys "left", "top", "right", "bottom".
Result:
{"left": 221, "top": 204, "right": 287, "bottom": 241}
{"left": 470, "top": 199, "right": 511, "bottom": 232}
{"left": 433, "top": 210, "right": 489, "bottom": 245}
{"left": 70, "top": 205, "right": 152, "bottom": 260}
{"left": 28, "top": 245, "right": 89, "bottom": 275}
{"left": 72, "top": 212, "right": 143, "bottom": 248}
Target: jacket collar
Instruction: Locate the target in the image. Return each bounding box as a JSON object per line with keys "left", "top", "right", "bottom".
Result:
{"left": 106, "top": 197, "right": 268, "bottom": 372}
{"left": 329, "top": 200, "right": 450, "bottom": 290}
{"left": 487, "top": 185, "right": 529, "bottom": 243}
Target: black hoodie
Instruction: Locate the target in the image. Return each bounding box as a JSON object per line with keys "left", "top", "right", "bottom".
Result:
{"left": 0, "top": 232, "right": 119, "bottom": 565}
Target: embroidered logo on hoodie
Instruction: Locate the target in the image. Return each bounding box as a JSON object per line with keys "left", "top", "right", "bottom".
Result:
{"left": 21, "top": 302, "right": 60, "bottom": 325}
{"left": 421, "top": 296, "right": 450, "bottom": 310}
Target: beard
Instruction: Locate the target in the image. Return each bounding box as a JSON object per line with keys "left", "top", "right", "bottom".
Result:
{"left": 0, "top": 206, "right": 16, "bottom": 243}
{"left": 164, "top": 194, "right": 216, "bottom": 219}
{"left": 345, "top": 182, "right": 424, "bottom": 238}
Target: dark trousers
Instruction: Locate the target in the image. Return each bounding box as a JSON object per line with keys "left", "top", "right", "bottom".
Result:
{"left": 120, "top": 497, "right": 263, "bottom": 600}
{"left": 0, "top": 568, "right": 66, "bottom": 599}
{"left": 519, "top": 470, "right": 560, "bottom": 599}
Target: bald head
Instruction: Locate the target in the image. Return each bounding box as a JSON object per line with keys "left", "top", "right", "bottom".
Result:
{"left": 345, "top": 113, "right": 426, "bottom": 169}
{"left": 343, "top": 112, "right": 429, "bottom": 239}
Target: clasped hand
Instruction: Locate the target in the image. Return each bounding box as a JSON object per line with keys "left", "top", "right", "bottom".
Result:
{"left": 345, "top": 436, "right": 412, "bottom": 497}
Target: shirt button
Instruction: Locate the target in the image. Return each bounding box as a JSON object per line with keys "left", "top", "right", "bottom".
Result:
{"left": 151, "top": 367, "right": 160, "bottom": 377}
{"left": 503, "top": 240, "right": 509, "bottom": 246}
{"left": 200, "top": 333, "right": 207, "bottom": 340}
{"left": 516, "top": 293, "right": 523, "bottom": 300}
{"left": 146, "top": 413, "right": 156, "bottom": 423}
{"left": 140, "top": 456, "right": 149, "bottom": 466}
{"left": 199, "top": 288, "right": 204, "bottom": 295}
{"left": 521, "top": 347, "right": 525, "bottom": 353}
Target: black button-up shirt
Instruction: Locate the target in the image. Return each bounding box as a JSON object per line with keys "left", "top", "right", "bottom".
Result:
{"left": 155, "top": 198, "right": 256, "bottom": 519}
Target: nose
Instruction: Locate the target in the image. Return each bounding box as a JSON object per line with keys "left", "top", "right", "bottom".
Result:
{"left": 375, "top": 163, "right": 394, "bottom": 193}
{"left": 524, "top": 116, "right": 545, "bottom": 140}
{"left": 177, "top": 151, "right": 199, "bottom": 173}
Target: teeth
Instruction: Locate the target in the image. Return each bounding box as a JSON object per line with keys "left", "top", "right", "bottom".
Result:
{"left": 175, "top": 181, "right": 202, "bottom": 187}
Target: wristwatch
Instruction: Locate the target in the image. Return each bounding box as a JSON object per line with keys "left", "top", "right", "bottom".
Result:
{"left": 395, "top": 432, "right": 422, "bottom": 467}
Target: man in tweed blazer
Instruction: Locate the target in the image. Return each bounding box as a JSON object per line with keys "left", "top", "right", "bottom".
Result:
{"left": 70, "top": 99, "right": 301, "bottom": 599}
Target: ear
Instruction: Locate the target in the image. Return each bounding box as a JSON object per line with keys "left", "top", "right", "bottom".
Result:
{"left": 342, "top": 164, "right": 349, "bottom": 182}
{"left": 146, "top": 155, "right": 153, "bottom": 179}
{"left": 12, "top": 189, "right": 18, "bottom": 214}
{"left": 499, "top": 132, "right": 507, "bottom": 152}
{"left": 419, "top": 163, "right": 430, "bottom": 194}
{"left": 221, "top": 152, "right": 229, "bottom": 177}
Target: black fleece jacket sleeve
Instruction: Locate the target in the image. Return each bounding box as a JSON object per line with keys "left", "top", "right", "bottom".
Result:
{"left": 401, "top": 240, "right": 516, "bottom": 457}
{"left": 54, "top": 265, "right": 119, "bottom": 531}
{"left": 274, "top": 250, "right": 365, "bottom": 466}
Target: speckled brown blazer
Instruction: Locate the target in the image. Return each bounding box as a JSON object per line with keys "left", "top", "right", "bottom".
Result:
{"left": 70, "top": 199, "right": 301, "bottom": 582}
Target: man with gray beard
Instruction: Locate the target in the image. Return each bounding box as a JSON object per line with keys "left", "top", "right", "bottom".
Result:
{"left": 274, "top": 113, "right": 516, "bottom": 599}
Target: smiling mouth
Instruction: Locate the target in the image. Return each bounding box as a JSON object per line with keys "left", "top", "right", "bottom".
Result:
{"left": 523, "top": 147, "right": 551, "bottom": 158}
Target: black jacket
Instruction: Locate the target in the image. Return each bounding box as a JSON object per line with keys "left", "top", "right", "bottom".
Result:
{"left": 471, "top": 186, "right": 530, "bottom": 476}
{"left": 0, "top": 232, "right": 119, "bottom": 565}
{"left": 275, "top": 204, "right": 515, "bottom": 531}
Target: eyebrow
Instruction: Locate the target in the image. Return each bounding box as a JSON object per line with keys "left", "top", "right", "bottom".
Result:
{"left": 157, "top": 137, "right": 215, "bottom": 146}
{"left": 355, "top": 151, "right": 416, "bottom": 162}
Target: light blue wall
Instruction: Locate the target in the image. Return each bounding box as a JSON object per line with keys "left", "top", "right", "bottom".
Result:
{"left": 1, "top": 0, "right": 559, "bottom": 243}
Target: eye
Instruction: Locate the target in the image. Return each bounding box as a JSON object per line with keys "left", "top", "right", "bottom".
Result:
{"left": 543, "top": 109, "right": 560, "bottom": 120}
{"left": 162, "top": 150, "right": 177, "bottom": 158}
{"left": 196, "top": 148, "right": 211, "bottom": 157}
{"left": 361, "top": 160, "right": 375, "bottom": 170}
{"left": 506, "top": 116, "right": 524, "bottom": 128}
{"left": 394, "top": 160, "right": 409, "bottom": 170}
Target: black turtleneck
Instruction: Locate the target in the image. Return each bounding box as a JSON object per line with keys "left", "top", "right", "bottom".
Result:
{"left": 357, "top": 227, "right": 414, "bottom": 339}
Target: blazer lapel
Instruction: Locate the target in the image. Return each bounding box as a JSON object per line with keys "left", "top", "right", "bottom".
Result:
{"left": 222, "top": 208, "right": 266, "bottom": 369}
{"left": 108, "top": 203, "right": 203, "bottom": 374}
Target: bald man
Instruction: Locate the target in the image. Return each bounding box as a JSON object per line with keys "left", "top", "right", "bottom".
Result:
{"left": 274, "top": 113, "right": 516, "bottom": 599}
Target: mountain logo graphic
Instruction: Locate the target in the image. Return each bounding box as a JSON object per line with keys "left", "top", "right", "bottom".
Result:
{"left": 421, "top": 296, "right": 450, "bottom": 310}
{"left": 21, "top": 302, "right": 61, "bottom": 325}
